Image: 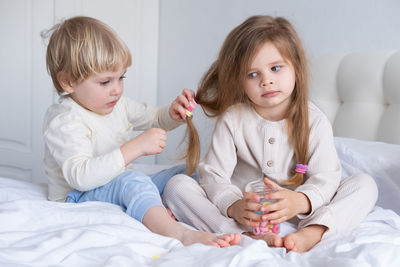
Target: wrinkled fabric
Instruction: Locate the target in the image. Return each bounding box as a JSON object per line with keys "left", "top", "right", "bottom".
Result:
{"left": 1, "top": 173, "right": 400, "bottom": 267}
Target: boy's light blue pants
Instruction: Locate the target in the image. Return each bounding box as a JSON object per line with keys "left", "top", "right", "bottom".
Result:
{"left": 66, "top": 164, "right": 187, "bottom": 223}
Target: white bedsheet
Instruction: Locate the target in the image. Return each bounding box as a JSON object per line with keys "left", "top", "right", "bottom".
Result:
{"left": 0, "top": 181, "right": 400, "bottom": 266}
{"left": 1, "top": 138, "right": 400, "bottom": 266}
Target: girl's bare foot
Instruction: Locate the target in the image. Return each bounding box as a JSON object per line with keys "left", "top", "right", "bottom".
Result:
{"left": 180, "top": 229, "right": 241, "bottom": 247}
{"left": 283, "top": 225, "right": 327, "bottom": 253}
{"left": 244, "top": 232, "right": 283, "bottom": 247}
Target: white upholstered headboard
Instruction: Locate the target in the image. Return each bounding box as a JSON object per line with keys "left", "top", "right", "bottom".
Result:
{"left": 309, "top": 51, "right": 400, "bottom": 144}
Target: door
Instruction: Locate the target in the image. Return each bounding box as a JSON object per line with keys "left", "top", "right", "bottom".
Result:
{"left": 0, "top": 0, "right": 159, "bottom": 183}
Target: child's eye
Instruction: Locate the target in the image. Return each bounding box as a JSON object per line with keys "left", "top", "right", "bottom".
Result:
{"left": 100, "top": 80, "right": 110, "bottom": 85}
{"left": 248, "top": 72, "right": 258, "bottom": 78}
{"left": 271, "top": 65, "right": 281, "bottom": 72}
{"left": 119, "top": 75, "right": 126, "bottom": 80}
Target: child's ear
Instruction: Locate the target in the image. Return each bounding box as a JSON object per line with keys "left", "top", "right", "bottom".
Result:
{"left": 57, "top": 72, "right": 74, "bottom": 94}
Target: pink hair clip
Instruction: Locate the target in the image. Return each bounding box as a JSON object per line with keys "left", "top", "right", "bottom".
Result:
{"left": 295, "top": 164, "right": 307, "bottom": 174}
{"left": 185, "top": 99, "right": 198, "bottom": 118}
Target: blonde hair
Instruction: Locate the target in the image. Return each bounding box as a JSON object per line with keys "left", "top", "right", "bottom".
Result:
{"left": 184, "top": 16, "right": 309, "bottom": 186}
{"left": 45, "top": 16, "right": 132, "bottom": 94}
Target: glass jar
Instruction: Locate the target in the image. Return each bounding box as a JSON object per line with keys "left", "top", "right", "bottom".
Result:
{"left": 245, "top": 179, "right": 280, "bottom": 235}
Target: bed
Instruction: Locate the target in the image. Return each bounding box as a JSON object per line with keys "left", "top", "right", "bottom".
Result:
{"left": 1, "top": 51, "right": 400, "bottom": 266}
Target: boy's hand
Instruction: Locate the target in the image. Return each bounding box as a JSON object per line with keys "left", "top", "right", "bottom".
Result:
{"left": 227, "top": 193, "right": 266, "bottom": 228}
{"left": 120, "top": 128, "right": 167, "bottom": 165}
{"left": 169, "top": 88, "right": 196, "bottom": 121}
{"left": 134, "top": 128, "right": 167, "bottom": 155}
{"left": 259, "top": 177, "right": 311, "bottom": 224}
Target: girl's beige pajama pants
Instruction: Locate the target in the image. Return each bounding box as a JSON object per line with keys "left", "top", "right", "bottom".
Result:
{"left": 162, "top": 173, "right": 377, "bottom": 238}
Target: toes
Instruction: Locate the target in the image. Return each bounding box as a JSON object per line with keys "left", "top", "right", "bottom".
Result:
{"left": 220, "top": 233, "right": 241, "bottom": 245}
{"left": 283, "top": 235, "right": 296, "bottom": 251}
{"left": 231, "top": 233, "right": 242, "bottom": 245}
{"left": 273, "top": 236, "right": 283, "bottom": 247}
{"left": 221, "top": 233, "right": 234, "bottom": 242}
{"left": 210, "top": 241, "right": 220, "bottom": 248}
{"left": 263, "top": 233, "right": 281, "bottom": 247}
{"left": 216, "top": 239, "right": 230, "bottom": 248}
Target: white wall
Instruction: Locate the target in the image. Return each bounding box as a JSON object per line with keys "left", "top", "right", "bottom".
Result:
{"left": 156, "top": 0, "right": 400, "bottom": 164}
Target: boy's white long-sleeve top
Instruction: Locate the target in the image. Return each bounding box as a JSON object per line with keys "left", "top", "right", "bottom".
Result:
{"left": 198, "top": 102, "right": 342, "bottom": 220}
{"left": 43, "top": 96, "right": 180, "bottom": 202}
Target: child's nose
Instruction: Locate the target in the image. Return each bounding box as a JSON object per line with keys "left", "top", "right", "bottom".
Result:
{"left": 111, "top": 84, "right": 122, "bottom": 95}
{"left": 260, "top": 76, "right": 274, "bottom": 87}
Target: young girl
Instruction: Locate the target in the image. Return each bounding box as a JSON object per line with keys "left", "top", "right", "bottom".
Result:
{"left": 43, "top": 16, "right": 240, "bottom": 248}
{"left": 163, "top": 15, "right": 378, "bottom": 252}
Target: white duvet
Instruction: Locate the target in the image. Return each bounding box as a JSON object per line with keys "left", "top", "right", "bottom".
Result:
{"left": 1, "top": 138, "right": 400, "bottom": 266}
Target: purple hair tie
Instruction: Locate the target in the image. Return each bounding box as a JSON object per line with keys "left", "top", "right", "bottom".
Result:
{"left": 295, "top": 164, "right": 307, "bottom": 174}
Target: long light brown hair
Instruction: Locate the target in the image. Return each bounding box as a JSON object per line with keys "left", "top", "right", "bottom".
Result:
{"left": 183, "top": 16, "right": 309, "bottom": 186}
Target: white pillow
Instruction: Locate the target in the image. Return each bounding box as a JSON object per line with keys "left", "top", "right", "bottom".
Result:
{"left": 334, "top": 137, "right": 400, "bottom": 215}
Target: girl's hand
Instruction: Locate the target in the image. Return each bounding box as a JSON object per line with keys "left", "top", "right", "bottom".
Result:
{"left": 260, "top": 177, "right": 311, "bottom": 224}
{"left": 169, "top": 88, "right": 196, "bottom": 121}
{"left": 227, "top": 193, "right": 266, "bottom": 228}
{"left": 120, "top": 128, "right": 167, "bottom": 165}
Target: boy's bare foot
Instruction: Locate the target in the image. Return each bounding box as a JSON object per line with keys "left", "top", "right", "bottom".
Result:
{"left": 180, "top": 229, "right": 241, "bottom": 247}
{"left": 143, "top": 206, "right": 241, "bottom": 248}
{"left": 244, "top": 232, "right": 283, "bottom": 247}
{"left": 222, "top": 233, "right": 242, "bottom": 246}
{"left": 283, "top": 225, "right": 327, "bottom": 253}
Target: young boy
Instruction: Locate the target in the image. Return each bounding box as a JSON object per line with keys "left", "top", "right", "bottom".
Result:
{"left": 43, "top": 16, "right": 240, "bottom": 247}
